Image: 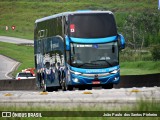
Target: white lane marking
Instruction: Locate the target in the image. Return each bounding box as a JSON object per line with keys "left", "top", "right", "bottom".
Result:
{"left": 0, "top": 55, "right": 20, "bottom": 79}
{"left": 5, "top": 62, "right": 20, "bottom": 79}
{"left": 0, "top": 36, "right": 33, "bottom": 44}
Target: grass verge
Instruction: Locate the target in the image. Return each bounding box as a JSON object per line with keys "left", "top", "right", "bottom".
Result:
{"left": 0, "top": 100, "right": 159, "bottom": 120}
{"left": 0, "top": 42, "right": 34, "bottom": 76}
{"left": 0, "top": 0, "right": 157, "bottom": 39}
{"left": 120, "top": 61, "right": 160, "bottom": 75}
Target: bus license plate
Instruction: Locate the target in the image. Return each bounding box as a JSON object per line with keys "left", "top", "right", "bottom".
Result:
{"left": 92, "top": 81, "right": 100, "bottom": 84}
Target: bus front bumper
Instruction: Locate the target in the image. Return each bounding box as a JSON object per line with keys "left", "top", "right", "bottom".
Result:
{"left": 70, "top": 72, "right": 120, "bottom": 86}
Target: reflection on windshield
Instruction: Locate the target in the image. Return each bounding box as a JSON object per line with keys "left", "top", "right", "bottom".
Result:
{"left": 69, "top": 13, "right": 117, "bottom": 38}
{"left": 70, "top": 42, "right": 118, "bottom": 69}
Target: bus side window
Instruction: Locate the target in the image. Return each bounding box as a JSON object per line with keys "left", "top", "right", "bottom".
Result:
{"left": 64, "top": 17, "right": 68, "bottom": 35}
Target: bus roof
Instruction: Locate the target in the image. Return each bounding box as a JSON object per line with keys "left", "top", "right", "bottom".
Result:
{"left": 35, "top": 10, "right": 113, "bottom": 23}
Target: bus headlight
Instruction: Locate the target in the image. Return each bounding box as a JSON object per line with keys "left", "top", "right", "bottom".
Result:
{"left": 110, "top": 69, "right": 119, "bottom": 74}
{"left": 74, "top": 72, "right": 82, "bottom": 75}
{"left": 73, "top": 78, "right": 79, "bottom": 83}
{"left": 114, "top": 77, "right": 119, "bottom": 81}
{"left": 70, "top": 70, "right": 82, "bottom": 75}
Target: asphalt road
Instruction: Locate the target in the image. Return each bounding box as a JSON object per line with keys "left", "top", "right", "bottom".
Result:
{"left": 0, "top": 36, "right": 33, "bottom": 79}
{"left": 0, "top": 55, "right": 19, "bottom": 79}
{"left": 0, "top": 87, "right": 159, "bottom": 108}
{"left": 0, "top": 36, "right": 33, "bottom": 44}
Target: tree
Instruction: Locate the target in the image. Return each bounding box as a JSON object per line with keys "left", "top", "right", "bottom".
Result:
{"left": 123, "top": 10, "right": 160, "bottom": 49}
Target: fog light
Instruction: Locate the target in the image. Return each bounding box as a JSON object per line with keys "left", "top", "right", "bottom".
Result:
{"left": 73, "top": 78, "right": 79, "bottom": 83}
{"left": 114, "top": 77, "right": 119, "bottom": 81}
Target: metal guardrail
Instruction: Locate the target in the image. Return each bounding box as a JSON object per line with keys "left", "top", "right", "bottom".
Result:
{"left": 0, "top": 73, "right": 159, "bottom": 91}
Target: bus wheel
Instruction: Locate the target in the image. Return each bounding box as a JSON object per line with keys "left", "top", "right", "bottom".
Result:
{"left": 102, "top": 84, "right": 113, "bottom": 89}
{"left": 87, "top": 86, "right": 92, "bottom": 90}
{"left": 67, "top": 85, "right": 73, "bottom": 91}
{"left": 51, "top": 87, "right": 58, "bottom": 92}
{"left": 62, "top": 80, "right": 66, "bottom": 91}
{"left": 79, "top": 86, "right": 85, "bottom": 90}
{"left": 62, "top": 79, "right": 73, "bottom": 91}
{"left": 42, "top": 80, "right": 47, "bottom": 92}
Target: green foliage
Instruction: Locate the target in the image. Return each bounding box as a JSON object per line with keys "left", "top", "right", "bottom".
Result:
{"left": 133, "top": 100, "right": 160, "bottom": 112}
{"left": 0, "top": 100, "right": 159, "bottom": 120}
{"left": 151, "top": 45, "right": 160, "bottom": 61}
{"left": 0, "top": 1, "right": 159, "bottom": 47}
{"left": 0, "top": 0, "right": 158, "bottom": 40}
{"left": 120, "top": 61, "right": 160, "bottom": 75}
{"left": 0, "top": 42, "right": 34, "bottom": 76}
{"left": 123, "top": 10, "right": 160, "bottom": 49}
{"left": 120, "top": 48, "right": 152, "bottom": 62}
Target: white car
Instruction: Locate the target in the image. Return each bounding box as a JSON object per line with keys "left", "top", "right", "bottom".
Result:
{"left": 16, "top": 72, "right": 35, "bottom": 80}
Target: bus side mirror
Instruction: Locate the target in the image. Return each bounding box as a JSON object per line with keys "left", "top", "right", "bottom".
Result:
{"left": 65, "top": 36, "right": 70, "bottom": 50}
{"left": 118, "top": 34, "right": 125, "bottom": 49}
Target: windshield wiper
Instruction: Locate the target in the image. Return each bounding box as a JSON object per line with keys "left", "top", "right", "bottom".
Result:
{"left": 72, "top": 44, "right": 75, "bottom": 54}
{"left": 90, "top": 60, "right": 113, "bottom": 67}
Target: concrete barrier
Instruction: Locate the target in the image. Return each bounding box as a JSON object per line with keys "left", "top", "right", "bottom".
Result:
{"left": 0, "top": 79, "right": 37, "bottom": 91}
{"left": 0, "top": 73, "right": 160, "bottom": 90}
{"left": 115, "top": 73, "right": 160, "bottom": 88}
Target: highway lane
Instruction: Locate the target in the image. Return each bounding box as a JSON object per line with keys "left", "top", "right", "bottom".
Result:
{"left": 0, "top": 55, "right": 19, "bottom": 79}
{"left": 0, "top": 87, "right": 159, "bottom": 108}
{"left": 0, "top": 36, "right": 32, "bottom": 79}
{"left": 0, "top": 36, "right": 33, "bottom": 44}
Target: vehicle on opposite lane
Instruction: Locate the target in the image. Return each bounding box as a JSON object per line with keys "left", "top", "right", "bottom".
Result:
{"left": 16, "top": 72, "right": 35, "bottom": 80}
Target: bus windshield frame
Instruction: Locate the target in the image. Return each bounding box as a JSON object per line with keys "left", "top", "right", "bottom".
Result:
{"left": 70, "top": 41, "right": 119, "bottom": 69}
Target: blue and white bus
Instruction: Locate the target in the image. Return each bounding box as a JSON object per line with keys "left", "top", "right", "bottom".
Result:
{"left": 34, "top": 10, "right": 125, "bottom": 91}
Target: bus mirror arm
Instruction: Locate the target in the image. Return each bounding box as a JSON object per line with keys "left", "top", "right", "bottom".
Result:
{"left": 118, "top": 34, "right": 125, "bottom": 50}
{"left": 65, "top": 36, "right": 71, "bottom": 50}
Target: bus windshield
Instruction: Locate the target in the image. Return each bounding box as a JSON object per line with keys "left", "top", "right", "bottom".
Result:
{"left": 69, "top": 13, "right": 117, "bottom": 38}
{"left": 70, "top": 42, "right": 119, "bottom": 69}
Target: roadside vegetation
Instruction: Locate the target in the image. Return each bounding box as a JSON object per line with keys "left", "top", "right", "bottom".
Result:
{"left": 0, "top": 42, "right": 34, "bottom": 76}
{"left": 0, "top": 0, "right": 158, "bottom": 40}
{"left": 0, "top": 0, "right": 159, "bottom": 75}
{"left": 0, "top": 100, "right": 159, "bottom": 120}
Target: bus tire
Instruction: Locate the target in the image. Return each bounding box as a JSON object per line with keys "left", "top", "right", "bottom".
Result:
{"left": 79, "top": 86, "right": 85, "bottom": 90}
{"left": 51, "top": 87, "right": 58, "bottom": 92}
{"left": 62, "top": 80, "right": 67, "bottom": 91}
{"left": 102, "top": 83, "right": 113, "bottom": 89}
{"left": 87, "top": 86, "right": 92, "bottom": 90}
{"left": 63, "top": 79, "right": 73, "bottom": 91}
{"left": 67, "top": 85, "right": 73, "bottom": 91}
{"left": 41, "top": 79, "right": 47, "bottom": 92}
